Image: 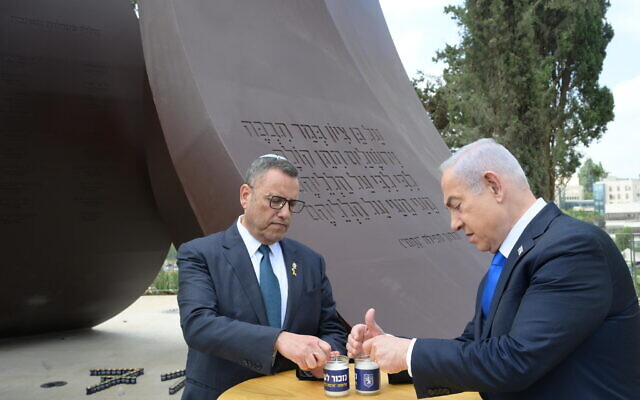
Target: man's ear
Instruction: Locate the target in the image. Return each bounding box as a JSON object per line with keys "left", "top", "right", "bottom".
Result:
{"left": 239, "top": 184, "right": 251, "bottom": 209}
{"left": 483, "top": 171, "right": 504, "bottom": 201}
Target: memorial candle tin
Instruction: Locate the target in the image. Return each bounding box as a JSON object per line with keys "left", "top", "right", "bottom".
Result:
{"left": 324, "top": 354, "right": 350, "bottom": 397}
{"left": 355, "top": 355, "right": 380, "bottom": 395}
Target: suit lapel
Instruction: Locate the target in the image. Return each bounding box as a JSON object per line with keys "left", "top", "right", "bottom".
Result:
{"left": 474, "top": 278, "right": 486, "bottom": 338}
{"left": 280, "top": 239, "right": 301, "bottom": 330}
{"left": 481, "top": 203, "right": 562, "bottom": 339}
{"left": 222, "top": 224, "right": 269, "bottom": 326}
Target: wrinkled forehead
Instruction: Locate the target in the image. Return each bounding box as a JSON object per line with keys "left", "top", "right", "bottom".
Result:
{"left": 440, "top": 167, "right": 460, "bottom": 191}
{"left": 441, "top": 169, "right": 472, "bottom": 206}
{"left": 253, "top": 167, "right": 297, "bottom": 186}
{"left": 440, "top": 169, "right": 456, "bottom": 205}
{"left": 253, "top": 169, "right": 299, "bottom": 196}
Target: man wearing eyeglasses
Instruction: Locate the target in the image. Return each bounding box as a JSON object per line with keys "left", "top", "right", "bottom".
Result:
{"left": 177, "top": 154, "right": 348, "bottom": 400}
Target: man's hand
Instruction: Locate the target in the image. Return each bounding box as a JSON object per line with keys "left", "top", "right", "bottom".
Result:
{"left": 308, "top": 366, "right": 325, "bottom": 379}
{"left": 307, "top": 351, "right": 340, "bottom": 378}
{"left": 347, "top": 308, "right": 384, "bottom": 358}
{"left": 275, "top": 332, "right": 332, "bottom": 372}
{"left": 362, "top": 335, "right": 410, "bottom": 374}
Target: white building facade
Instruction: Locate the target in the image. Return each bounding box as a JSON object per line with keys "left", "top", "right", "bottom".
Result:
{"left": 599, "top": 177, "right": 640, "bottom": 204}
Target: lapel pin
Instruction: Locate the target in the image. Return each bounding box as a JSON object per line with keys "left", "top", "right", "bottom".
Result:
{"left": 517, "top": 245, "right": 523, "bottom": 256}
{"left": 291, "top": 262, "right": 297, "bottom": 276}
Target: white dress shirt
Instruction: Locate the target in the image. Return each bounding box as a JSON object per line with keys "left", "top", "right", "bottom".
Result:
{"left": 237, "top": 216, "right": 288, "bottom": 328}
{"left": 497, "top": 198, "right": 547, "bottom": 259}
{"left": 405, "top": 198, "right": 547, "bottom": 376}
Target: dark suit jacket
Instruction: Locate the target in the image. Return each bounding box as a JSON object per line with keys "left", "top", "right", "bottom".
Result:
{"left": 411, "top": 203, "right": 640, "bottom": 399}
{"left": 177, "top": 223, "right": 347, "bottom": 399}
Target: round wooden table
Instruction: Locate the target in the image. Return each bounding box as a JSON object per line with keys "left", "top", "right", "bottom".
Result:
{"left": 220, "top": 365, "right": 482, "bottom": 399}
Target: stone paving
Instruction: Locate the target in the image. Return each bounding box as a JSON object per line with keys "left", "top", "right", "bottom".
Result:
{"left": 0, "top": 296, "right": 187, "bottom": 400}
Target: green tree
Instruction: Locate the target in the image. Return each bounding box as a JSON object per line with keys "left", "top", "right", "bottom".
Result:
{"left": 166, "top": 243, "right": 177, "bottom": 262}
{"left": 615, "top": 227, "right": 633, "bottom": 252}
{"left": 578, "top": 158, "right": 607, "bottom": 199}
{"left": 413, "top": 72, "right": 466, "bottom": 150}
{"left": 148, "top": 269, "right": 179, "bottom": 293}
{"left": 563, "top": 209, "right": 604, "bottom": 227}
{"left": 421, "top": 0, "right": 614, "bottom": 200}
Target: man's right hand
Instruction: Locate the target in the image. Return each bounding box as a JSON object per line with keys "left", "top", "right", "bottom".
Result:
{"left": 347, "top": 308, "right": 384, "bottom": 358}
{"left": 275, "top": 331, "right": 332, "bottom": 374}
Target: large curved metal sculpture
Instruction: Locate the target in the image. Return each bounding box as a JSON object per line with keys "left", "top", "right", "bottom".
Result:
{"left": 1, "top": 0, "right": 487, "bottom": 339}
{"left": 139, "top": 0, "right": 487, "bottom": 338}
{"left": 0, "top": 0, "right": 171, "bottom": 337}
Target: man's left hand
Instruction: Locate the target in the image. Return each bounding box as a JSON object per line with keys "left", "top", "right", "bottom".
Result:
{"left": 309, "top": 366, "right": 324, "bottom": 379}
{"left": 362, "top": 336, "right": 411, "bottom": 374}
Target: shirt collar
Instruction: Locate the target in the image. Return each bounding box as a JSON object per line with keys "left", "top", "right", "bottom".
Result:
{"left": 236, "top": 216, "right": 281, "bottom": 256}
{"left": 237, "top": 216, "right": 263, "bottom": 256}
{"left": 498, "top": 198, "right": 546, "bottom": 259}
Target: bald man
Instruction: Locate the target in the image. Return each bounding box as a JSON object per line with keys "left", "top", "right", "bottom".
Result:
{"left": 348, "top": 139, "right": 640, "bottom": 399}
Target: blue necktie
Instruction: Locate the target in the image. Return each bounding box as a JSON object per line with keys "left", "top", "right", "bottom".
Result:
{"left": 258, "top": 244, "right": 281, "bottom": 328}
{"left": 481, "top": 252, "right": 507, "bottom": 317}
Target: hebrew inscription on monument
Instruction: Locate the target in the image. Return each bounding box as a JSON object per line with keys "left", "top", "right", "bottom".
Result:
{"left": 241, "top": 118, "right": 457, "bottom": 246}
{"left": 1, "top": 0, "right": 488, "bottom": 338}
{"left": 140, "top": 0, "right": 487, "bottom": 337}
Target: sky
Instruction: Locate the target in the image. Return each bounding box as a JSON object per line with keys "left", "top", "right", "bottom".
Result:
{"left": 379, "top": 0, "right": 640, "bottom": 180}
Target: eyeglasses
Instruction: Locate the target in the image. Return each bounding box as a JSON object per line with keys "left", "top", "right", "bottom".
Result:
{"left": 249, "top": 186, "right": 306, "bottom": 213}
{"left": 266, "top": 195, "right": 306, "bottom": 213}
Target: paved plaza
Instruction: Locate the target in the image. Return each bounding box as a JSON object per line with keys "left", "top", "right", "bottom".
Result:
{"left": 0, "top": 296, "right": 187, "bottom": 400}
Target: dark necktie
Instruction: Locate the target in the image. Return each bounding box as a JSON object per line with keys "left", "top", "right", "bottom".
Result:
{"left": 258, "top": 244, "right": 281, "bottom": 328}
{"left": 481, "top": 251, "right": 507, "bottom": 317}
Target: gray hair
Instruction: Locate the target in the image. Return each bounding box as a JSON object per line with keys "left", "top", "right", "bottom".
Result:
{"left": 439, "top": 138, "right": 529, "bottom": 193}
{"left": 244, "top": 154, "right": 298, "bottom": 186}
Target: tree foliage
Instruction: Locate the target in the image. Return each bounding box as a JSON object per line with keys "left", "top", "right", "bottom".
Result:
{"left": 413, "top": 72, "right": 467, "bottom": 150}
{"left": 166, "top": 243, "right": 177, "bottom": 262}
{"left": 614, "top": 227, "right": 633, "bottom": 252}
{"left": 563, "top": 208, "right": 604, "bottom": 227}
{"left": 578, "top": 158, "right": 607, "bottom": 199}
{"left": 418, "top": 0, "right": 614, "bottom": 199}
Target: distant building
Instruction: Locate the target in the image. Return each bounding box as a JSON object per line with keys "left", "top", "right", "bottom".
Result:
{"left": 557, "top": 174, "right": 640, "bottom": 234}
{"left": 593, "top": 182, "right": 606, "bottom": 215}
{"left": 597, "top": 176, "right": 640, "bottom": 205}
{"left": 557, "top": 173, "right": 594, "bottom": 211}
{"left": 562, "top": 173, "right": 584, "bottom": 201}
{"left": 604, "top": 202, "right": 640, "bottom": 233}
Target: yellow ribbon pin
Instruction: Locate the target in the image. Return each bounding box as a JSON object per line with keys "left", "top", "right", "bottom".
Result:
{"left": 291, "top": 262, "right": 297, "bottom": 276}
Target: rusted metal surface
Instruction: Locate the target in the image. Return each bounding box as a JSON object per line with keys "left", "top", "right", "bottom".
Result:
{"left": 0, "top": 0, "right": 487, "bottom": 338}
{"left": 0, "top": 0, "right": 170, "bottom": 337}
{"left": 139, "top": 0, "right": 487, "bottom": 338}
